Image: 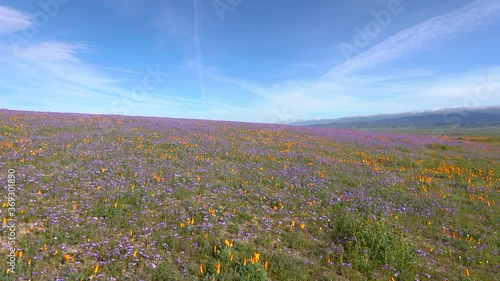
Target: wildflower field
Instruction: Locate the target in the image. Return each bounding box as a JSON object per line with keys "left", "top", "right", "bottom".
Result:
{"left": 0, "top": 110, "right": 499, "bottom": 280}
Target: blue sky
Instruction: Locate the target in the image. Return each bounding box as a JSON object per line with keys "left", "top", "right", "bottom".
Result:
{"left": 0, "top": 0, "right": 499, "bottom": 123}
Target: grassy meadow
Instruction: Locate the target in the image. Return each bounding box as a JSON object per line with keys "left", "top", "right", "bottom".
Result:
{"left": 351, "top": 127, "right": 500, "bottom": 145}
{"left": 0, "top": 110, "right": 499, "bottom": 280}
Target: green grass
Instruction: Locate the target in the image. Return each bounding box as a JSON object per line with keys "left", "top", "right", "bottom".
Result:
{"left": 1, "top": 112, "right": 499, "bottom": 280}
{"left": 355, "top": 126, "right": 500, "bottom": 144}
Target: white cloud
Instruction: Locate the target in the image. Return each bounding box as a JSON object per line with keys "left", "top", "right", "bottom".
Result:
{"left": 0, "top": 37, "right": 130, "bottom": 113}
{"left": 18, "top": 41, "right": 91, "bottom": 63}
{"left": 2, "top": 3, "right": 499, "bottom": 122}
{"left": 254, "top": 0, "right": 500, "bottom": 121}
{"left": 0, "top": 6, "right": 32, "bottom": 34}
{"left": 92, "top": 65, "right": 143, "bottom": 75}
{"left": 325, "top": 0, "right": 500, "bottom": 76}
{"left": 422, "top": 68, "right": 500, "bottom": 100}
{"left": 0, "top": 4, "right": 144, "bottom": 112}
{"left": 207, "top": 73, "right": 268, "bottom": 97}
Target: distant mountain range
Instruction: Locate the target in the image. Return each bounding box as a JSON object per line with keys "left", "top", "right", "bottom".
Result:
{"left": 289, "top": 106, "right": 500, "bottom": 129}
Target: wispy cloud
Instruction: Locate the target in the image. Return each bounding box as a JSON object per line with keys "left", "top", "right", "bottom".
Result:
{"left": 192, "top": 0, "right": 206, "bottom": 99}
{"left": 422, "top": 67, "right": 500, "bottom": 98}
{"left": 1, "top": 2, "right": 498, "bottom": 122}
{"left": 0, "top": 4, "right": 128, "bottom": 113}
{"left": 0, "top": 6, "right": 235, "bottom": 119}
{"left": 0, "top": 41, "right": 125, "bottom": 109}
{"left": 179, "top": 0, "right": 500, "bottom": 122}
{"left": 325, "top": 0, "right": 500, "bottom": 76}
{"left": 248, "top": 0, "right": 500, "bottom": 121}
{"left": 91, "top": 65, "right": 143, "bottom": 75}
{"left": 0, "top": 6, "right": 32, "bottom": 34}
{"left": 18, "top": 41, "right": 92, "bottom": 63}
{"left": 207, "top": 73, "right": 268, "bottom": 96}
{"left": 149, "top": 93, "right": 235, "bottom": 108}
{"left": 152, "top": 1, "right": 208, "bottom": 100}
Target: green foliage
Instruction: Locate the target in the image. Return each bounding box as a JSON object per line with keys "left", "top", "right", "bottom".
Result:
{"left": 152, "top": 263, "right": 179, "bottom": 281}
{"left": 1, "top": 111, "right": 499, "bottom": 280}
{"left": 198, "top": 242, "right": 267, "bottom": 281}
{"left": 330, "top": 212, "right": 417, "bottom": 279}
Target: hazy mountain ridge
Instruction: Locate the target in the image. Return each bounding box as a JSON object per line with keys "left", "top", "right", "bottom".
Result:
{"left": 290, "top": 106, "right": 500, "bottom": 129}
